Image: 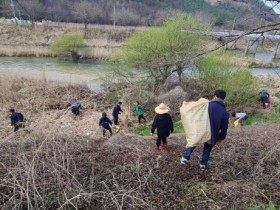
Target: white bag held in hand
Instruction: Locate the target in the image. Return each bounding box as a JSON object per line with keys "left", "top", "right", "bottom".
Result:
{"left": 180, "top": 98, "right": 211, "bottom": 147}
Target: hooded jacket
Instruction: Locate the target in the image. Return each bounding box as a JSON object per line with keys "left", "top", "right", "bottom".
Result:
{"left": 208, "top": 100, "right": 229, "bottom": 145}
{"left": 151, "top": 113, "right": 174, "bottom": 138}
{"left": 99, "top": 115, "right": 112, "bottom": 129}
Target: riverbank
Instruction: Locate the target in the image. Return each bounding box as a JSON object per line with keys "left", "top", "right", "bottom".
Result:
{"left": 0, "top": 75, "right": 279, "bottom": 209}
{"left": 0, "top": 22, "right": 140, "bottom": 60}
{"left": 1, "top": 22, "right": 280, "bottom": 68}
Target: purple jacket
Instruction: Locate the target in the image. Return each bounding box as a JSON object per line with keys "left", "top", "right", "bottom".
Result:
{"left": 208, "top": 100, "right": 229, "bottom": 145}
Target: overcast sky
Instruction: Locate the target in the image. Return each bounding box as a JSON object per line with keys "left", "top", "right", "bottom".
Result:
{"left": 260, "top": 0, "right": 280, "bottom": 14}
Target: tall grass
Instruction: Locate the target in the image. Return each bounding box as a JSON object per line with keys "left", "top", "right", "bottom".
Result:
{"left": 0, "top": 46, "right": 52, "bottom": 57}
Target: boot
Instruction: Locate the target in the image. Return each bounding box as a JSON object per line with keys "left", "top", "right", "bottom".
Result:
{"left": 162, "top": 144, "right": 167, "bottom": 151}
{"left": 155, "top": 145, "right": 160, "bottom": 150}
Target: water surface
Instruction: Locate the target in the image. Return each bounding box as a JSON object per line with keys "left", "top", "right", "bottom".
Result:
{"left": 0, "top": 57, "right": 114, "bottom": 91}
{"left": 1, "top": 57, "right": 280, "bottom": 91}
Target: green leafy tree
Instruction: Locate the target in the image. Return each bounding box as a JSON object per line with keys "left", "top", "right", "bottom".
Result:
{"left": 51, "top": 32, "right": 86, "bottom": 61}
{"left": 121, "top": 13, "right": 209, "bottom": 85}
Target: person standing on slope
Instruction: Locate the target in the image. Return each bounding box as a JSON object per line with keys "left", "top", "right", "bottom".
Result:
{"left": 181, "top": 90, "right": 229, "bottom": 170}
{"left": 151, "top": 103, "right": 174, "bottom": 151}
{"left": 133, "top": 101, "right": 147, "bottom": 124}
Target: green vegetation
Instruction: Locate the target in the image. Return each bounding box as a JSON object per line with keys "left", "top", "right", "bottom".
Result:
{"left": 197, "top": 52, "right": 258, "bottom": 110}
{"left": 245, "top": 102, "right": 280, "bottom": 125}
{"left": 51, "top": 32, "right": 86, "bottom": 61}
{"left": 275, "top": 92, "right": 280, "bottom": 99}
{"left": 121, "top": 13, "right": 209, "bottom": 85}
{"left": 248, "top": 200, "right": 279, "bottom": 210}
{"left": 131, "top": 118, "right": 184, "bottom": 136}
{"left": 130, "top": 124, "right": 150, "bottom": 136}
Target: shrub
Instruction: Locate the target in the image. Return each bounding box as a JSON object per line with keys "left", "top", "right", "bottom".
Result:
{"left": 197, "top": 52, "right": 258, "bottom": 110}
{"left": 51, "top": 32, "right": 86, "bottom": 61}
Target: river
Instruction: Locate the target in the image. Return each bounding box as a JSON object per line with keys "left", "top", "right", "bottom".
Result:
{"left": 0, "top": 57, "right": 115, "bottom": 92}
{"left": 0, "top": 56, "right": 280, "bottom": 91}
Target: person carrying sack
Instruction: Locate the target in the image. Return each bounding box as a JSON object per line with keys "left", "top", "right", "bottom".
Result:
{"left": 151, "top": 103, "right": 174, "bottom": 151}
{"left": 180, "top": 90, "right": 229, "bottom": 170}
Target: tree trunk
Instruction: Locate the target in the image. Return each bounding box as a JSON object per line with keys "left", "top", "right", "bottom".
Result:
{"left": 177, "top": 65, "right": 183, "bottom": 85}
{"left": 70, "top": 51, "right": 80, "bottom": 62}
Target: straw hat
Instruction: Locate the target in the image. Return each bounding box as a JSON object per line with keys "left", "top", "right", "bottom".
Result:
{"left": 155, "top": 103, "right": 170, "bottom": 114}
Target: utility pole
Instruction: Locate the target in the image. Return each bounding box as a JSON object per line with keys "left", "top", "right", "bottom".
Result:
{"left": 113, "top": 4, "right": 116, "bottom": 28}
{"left": 10, "top": 0, "right": 16, "bottom": 19}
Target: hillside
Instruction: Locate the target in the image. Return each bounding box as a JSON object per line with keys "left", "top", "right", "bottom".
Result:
{"left": 0, "top": 0, "right": 276, "bottom": 29}
{"left": 0, "top": 75, "right": 279, "bottom": 209}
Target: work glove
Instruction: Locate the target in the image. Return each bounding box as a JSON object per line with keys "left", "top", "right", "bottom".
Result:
{"left": 217, "top": 140, "right": 223, "bottom": 144}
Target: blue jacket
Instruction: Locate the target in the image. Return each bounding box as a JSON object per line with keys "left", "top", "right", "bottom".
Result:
{"left": 71, "top": 103, "right": 81, "bottom": 110}
{"left": 99, "top": 116, "right": 112, "bottom": 129}
{"left": 10, "top": 112, "right": 24, "bottom": 125}
{"left": 112, "top": 104, "right": 123, "bottom": 116}
{"left": 208, "top": 100, "right": 229, "bottom": 145}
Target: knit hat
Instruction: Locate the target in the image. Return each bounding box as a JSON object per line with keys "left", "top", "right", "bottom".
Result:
{"left": 154, "top": 103, "right": 170, "bottom": 114}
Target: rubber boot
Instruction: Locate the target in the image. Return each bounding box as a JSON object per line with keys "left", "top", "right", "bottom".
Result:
{"left": 162, "top": 144, "right": 167, "bottom": 151}
{"left": 155, "top": 145, "right": 160, "bottom": 150}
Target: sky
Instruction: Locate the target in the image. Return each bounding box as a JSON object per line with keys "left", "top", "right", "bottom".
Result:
{"left": 260, "top": 0, "right": 280, "bottom": 14}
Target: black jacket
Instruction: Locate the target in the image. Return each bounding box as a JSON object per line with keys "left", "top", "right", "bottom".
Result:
{"left": 99, "top": 116, "right": 112, "bottom": 129}
{"left": 10, "top": 112, "right": 24, "bottom": 125}
{"left": 151, "top": 113, "right": 174, "bottom": 138}
{"left": 112, "top": 104, "right": 123, "bottom": 116}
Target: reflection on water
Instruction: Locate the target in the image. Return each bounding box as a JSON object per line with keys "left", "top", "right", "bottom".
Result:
{"left": 255, "top": 52, "right": 274, "bottom": 62}
{"left": 0, "top": 57, "right": 115, "bottom": 91}
{"left": 252, "top": 68, "right": 280, "bottom": 76}
{"left": 1, "top": 57, "right": 280, "bottom": 91}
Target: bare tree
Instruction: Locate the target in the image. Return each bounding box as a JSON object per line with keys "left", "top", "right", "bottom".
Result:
{"left": 16, "top": 0, "right": 45, "bottom": 21}
{"left": 71, "top": 1, "right": 94, "bottom": 30}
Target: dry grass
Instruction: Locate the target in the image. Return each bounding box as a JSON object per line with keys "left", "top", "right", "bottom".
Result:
{"left": 0, "top": 22, "right": 141, "bottom": 60}
{"left": 0, "top": 23, "right": 139, "bottom": 48}
{"left": 0, "top": 76, "right": 279, "bottom": 209}
{"left": 0, "top": 46, "right": 52, "bottom": 57}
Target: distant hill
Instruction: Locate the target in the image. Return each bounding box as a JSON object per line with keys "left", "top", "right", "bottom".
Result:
{"left": 0, "top": 0, "right": 275, "bottom": 30}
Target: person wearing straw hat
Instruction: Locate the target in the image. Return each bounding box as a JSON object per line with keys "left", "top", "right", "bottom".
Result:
{"left": 151, "top": 103, "right": 174, "bottom": 151}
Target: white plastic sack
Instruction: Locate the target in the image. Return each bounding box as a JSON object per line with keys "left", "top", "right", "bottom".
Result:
{"left": 180, "top": 98, "right": 211, "bottom": 147}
